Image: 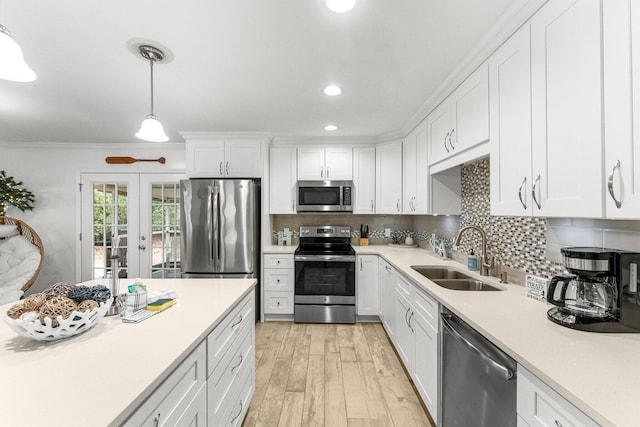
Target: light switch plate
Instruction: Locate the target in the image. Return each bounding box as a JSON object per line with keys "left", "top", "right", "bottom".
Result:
{"left": 385, "top": 228, "right": 391, "bottom": 237}
{"left": 525, "top": 275, "right": 550, "bottom": 303}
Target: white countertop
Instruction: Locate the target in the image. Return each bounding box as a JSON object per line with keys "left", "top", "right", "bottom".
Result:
{"left": 0, "top": 278, "right": 256, "bottom": 427}
{"left": 264, "top": 245, "right": 297, "bottom": 254}
{"left": 351, "top": 245, "right": 639, "bottom": 427}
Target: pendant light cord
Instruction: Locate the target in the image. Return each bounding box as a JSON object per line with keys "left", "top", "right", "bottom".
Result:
{"left": 149, "top": 57, "right": 155, "bottom": 116}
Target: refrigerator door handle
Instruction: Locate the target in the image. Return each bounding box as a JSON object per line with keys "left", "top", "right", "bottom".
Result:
{"left": 211, "top": 185, "right": 221, "bottom": 269}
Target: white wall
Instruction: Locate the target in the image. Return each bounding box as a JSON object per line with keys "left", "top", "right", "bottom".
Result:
{"left": 1, "top": 142, "right": 186, "bottom": 294}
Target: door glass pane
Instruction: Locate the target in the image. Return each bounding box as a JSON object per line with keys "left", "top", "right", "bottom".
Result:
{"left": 150, "top": 183, "right": 181, "bottom": 278}
{"left": 91, "top": 183, "right": 129, "bottom": 280}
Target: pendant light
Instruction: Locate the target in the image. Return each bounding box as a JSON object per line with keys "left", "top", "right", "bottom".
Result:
{"left": 135, "top": 45, "right": 168, "bottom": 142}
{"left": 0, "top": 23, "right": 36, "bottom": 82}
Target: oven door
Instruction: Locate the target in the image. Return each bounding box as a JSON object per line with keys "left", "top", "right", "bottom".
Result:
{"left": 294, "top": 255, "right": 356, "bottom": 304}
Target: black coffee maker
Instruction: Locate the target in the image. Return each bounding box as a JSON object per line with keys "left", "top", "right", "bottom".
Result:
{"left": 547, "top": 247, "right": 640, "bottom": 332}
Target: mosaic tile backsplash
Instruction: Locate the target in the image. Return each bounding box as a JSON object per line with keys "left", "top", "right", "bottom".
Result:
{"left": 457, "top": 158, "right": 565, "bottom": 279}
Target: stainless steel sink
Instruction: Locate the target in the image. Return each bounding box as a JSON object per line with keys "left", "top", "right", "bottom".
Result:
{"left": 432, "top": 279, "right": 500, "bottom": 291}
{"left": 411, "top": 266, "right": 473, "bottom": 280}
{"left": 411, "top": 266, "right": 502, "bottom": 291}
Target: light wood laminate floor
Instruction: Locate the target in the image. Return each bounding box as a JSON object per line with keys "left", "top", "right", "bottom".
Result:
{"left": 242, "top": 322, "right": 436, "bottom": 427}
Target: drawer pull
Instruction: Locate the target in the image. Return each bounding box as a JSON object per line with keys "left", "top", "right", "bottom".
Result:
{"left": 231, "top": 314, "right": 243, "bottom": 329}
{"left": 555, "top": 421, "right": 563, "bottom": 427}
{"left": 153, "top": 413, "right": 161, "bottom": 427}
{"left": 277, "top": 260, "right": 281, "bottom": 264}
{"left": 231, "top": 353, "right": 243, "bottom": 373}
{"left": 230, "top": 400, "right": 244, "bottom": 424}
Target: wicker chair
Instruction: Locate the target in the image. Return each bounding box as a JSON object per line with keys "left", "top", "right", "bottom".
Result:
{"left": 0, "top": 216, "right": 44, "bottom": 292}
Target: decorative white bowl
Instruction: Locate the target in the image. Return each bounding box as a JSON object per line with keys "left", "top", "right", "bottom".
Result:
{"left": 3, "top": 298, "right": 112, "bottom": 342}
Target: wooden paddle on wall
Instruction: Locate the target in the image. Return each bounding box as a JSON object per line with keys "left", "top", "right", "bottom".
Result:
{"left": 105, "top": 156, "right": 166, "bottom": 164}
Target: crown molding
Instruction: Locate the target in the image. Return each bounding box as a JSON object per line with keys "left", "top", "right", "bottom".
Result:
{"left": 178, "top": 131, "right": 272, "bottom": 141}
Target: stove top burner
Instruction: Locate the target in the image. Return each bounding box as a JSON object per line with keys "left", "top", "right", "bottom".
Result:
{"left": 296, "top": 225, "right": 354, "bottom": 256}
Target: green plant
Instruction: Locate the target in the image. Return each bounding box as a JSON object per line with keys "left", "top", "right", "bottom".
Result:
{"left": 0, "top": 171, "right": 35, "bottom": 216}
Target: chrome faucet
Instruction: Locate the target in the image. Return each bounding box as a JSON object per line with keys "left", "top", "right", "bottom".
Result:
{"left": 453, "top": 225, "right": 495, "bottom": 276}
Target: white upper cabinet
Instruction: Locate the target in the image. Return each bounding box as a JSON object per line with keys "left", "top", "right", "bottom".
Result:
{"left": 186, "top": 138, "right": 262, "bottom": 178}
{"left": 428, "top": 63, "right": 489, "bottom": 166}
{"left": 269, "top": 147, "right": 297, "bottom": 214}
{"left": 353, "top": 147, "right": 376, "bottom": 214}
{"left": 297, "top": 146, "right": 352, "bottom": 181}
{"left": 489, "top": 25, "right": 533, "bottom": 216}
{"left": 376, "top": 141, "right": 403, "bottom": 214}
{"left": 403, "top": 120, "right": 429, "bottom": 214}
{"left": 530, "top": 0, "right": 603, "bottom": 217}
{"left": 603, "top": 1, "right": 640, "bottom": 218}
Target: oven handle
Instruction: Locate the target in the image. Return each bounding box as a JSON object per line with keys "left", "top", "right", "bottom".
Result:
{"left": 294, "top": 255, "right": 356, "bottom": 262}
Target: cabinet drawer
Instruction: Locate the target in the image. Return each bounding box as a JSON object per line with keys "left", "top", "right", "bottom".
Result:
{"left": 264, "top": 269, "right": 295, "bottom": 291}
{"left": 264, "top": 291, "right": 294, "bottom": 314}
{"left": 209, "top": 324, "right": 255, "bottom": 427}
{"left": 219, "top": 362, "right": 255, "bottom": 427}
{"left": 173, "top": 382, "right": 207, "bottom": 426}
{"left": 123, "top": 341, "right": 206, "bottom": 427}
{"left": 517, "top": 366, "right": 598, "bottom": 427}
{"left": 413, "top": 287, "right": 439, "bottom": 330}
{"left": 207, "top": 291, "right": 254, "bottom": 378}
{"left": 396, "top": 274, "right": 412, "bottom": 298}
{"left": 264, "top": 254, "right": 294, "bottom": 268}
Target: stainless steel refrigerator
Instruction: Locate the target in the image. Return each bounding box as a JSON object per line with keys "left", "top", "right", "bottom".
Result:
{"left": 180, "top": 179, "right": 260, "bottom": 318}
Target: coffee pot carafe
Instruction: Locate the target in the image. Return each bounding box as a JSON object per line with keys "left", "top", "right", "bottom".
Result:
{"left": 547, "top": 247, "right": 640, "bottom": 333}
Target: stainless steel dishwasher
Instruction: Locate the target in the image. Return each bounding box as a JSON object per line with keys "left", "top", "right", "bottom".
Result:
{"left": 440, "top": 307, "right": 517, "bottom": 427}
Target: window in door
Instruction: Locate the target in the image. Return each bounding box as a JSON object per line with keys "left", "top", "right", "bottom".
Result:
{"left": 149, "top": 183, "right": 181, "bottom": 278}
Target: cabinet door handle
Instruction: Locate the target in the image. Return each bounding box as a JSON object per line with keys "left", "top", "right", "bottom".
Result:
{"left": 231, "top": 314, "right": 243, "bottom": 329}
{"left": 449, "top": 128, "right": 455, "bottom": 149}
{"left": 531, "top": 174, "right": 542, "bottom": 210}
{"left": 396, "top": 199, "right": 400, "bottom": 212}
{"left": 360, "top": 258, "right": 363, "bottom": 271}
{"left": 219, "top": 161, "right": 223, "bottom": 175}
{"left": 554, "top": 421, "right": 563, "bottom": 427}
{"left": 226, "top": 161, "right": 229, "bottom": 175}
{"left": 230, "top": 400, "right": 244, "bottom": 424}
{"left": 371, "top": 200, "right": 374, "bottom": 212}
{"left": 608, "top": 160, "right": 622, "bottom": 208}
{"left": 444, "top": 131, "right": 450, "bottom": 153}
{"left": 326, "top": 167, "right": 329, "bottom": 178}
{"left": 153, "top": 413, "right": 161, "bottom": 427}
{"left": 405, "top": 307, "right": 410, "bottom": 327}
{"left": 320, "top": 167, "right": 323, "bottom": 178}
{"left": 518, "top": 177, "right": 528, "bottom": 210}
{"left": 231, "top": 353, "right": 243, "bottom": 373}
{"left": 409, "top": 311, "right": 414, "bottom": 333}
{"left": 292, "top": 199, "right": 295, "bottom": 212}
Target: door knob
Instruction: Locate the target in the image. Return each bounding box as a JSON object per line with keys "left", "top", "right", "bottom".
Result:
{"left": 138, "top": 245, "right": 146, "bottom": 250}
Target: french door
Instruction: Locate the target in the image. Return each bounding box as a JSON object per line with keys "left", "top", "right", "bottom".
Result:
{"left": 80, "top": 173, "right": 185, "bottom": 281}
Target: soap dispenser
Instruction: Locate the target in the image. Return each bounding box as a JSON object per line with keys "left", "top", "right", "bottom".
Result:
{"left": 467, "top": 249, "right": 479, "bottom": 271}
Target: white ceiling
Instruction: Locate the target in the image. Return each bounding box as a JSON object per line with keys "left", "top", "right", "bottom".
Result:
{"left": 1, "top": 0, "right": 522, "bottom": 144}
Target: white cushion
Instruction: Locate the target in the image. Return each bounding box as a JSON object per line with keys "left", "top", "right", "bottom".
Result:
{"left": 0, "top": 235, "right": 41, "bottom": 301}
{"left": 0, "top": 224, "right": 18, "bottom": 238}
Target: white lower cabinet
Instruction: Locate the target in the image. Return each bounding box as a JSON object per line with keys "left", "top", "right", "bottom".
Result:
{"left": 356, "top": 255, "right": 379, "bottom": 316}
{"left": 517, "top": 365, "right": 598, "bottom": 427}
{"left": 263, "top": 254, "right": 294, "bottom": 315}
{"left": 382, "top": 263, "right": 440, "bottom": 424}
{"left": 123, "top": 290, "right": 255, "bottom": 427}
{"left": 378, "top": 258, "right": 397, "bottom": 339}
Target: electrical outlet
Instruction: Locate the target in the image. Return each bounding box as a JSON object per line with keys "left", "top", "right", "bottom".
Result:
{"left": 385, "top": 228, "right": 391, "bottom": 237}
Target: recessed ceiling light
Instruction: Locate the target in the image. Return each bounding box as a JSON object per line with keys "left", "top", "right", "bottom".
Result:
{"left": 323, "top": 85, "right": 342, "bottom": 96}
{"left": 324, "top": 124, "right": 338, "bottom": 131}
{"left": 326, "top": 0, "right": 357, "bottom": 13}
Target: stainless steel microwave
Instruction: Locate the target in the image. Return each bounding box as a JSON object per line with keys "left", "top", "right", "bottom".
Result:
{"left": 296, "top": 181, "right": 353, "bottom": 212}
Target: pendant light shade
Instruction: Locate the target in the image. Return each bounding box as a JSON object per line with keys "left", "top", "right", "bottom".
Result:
{"left": 0, "top": 24, "right": 36, "bottom": 82}
{"left": 135, "top": 45, "right": 168, "bottom": 142}
{"left": 136, "top": 114, "right": 168, "bottom": 142}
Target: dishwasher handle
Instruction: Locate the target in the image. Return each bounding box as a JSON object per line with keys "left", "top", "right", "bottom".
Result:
{"left": 441, "top": 313, "right": 514, "bottom": 381}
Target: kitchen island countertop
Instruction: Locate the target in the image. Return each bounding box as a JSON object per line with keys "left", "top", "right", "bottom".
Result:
{"left": 0, "top": 278, "right": 256, "bottom": 427}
